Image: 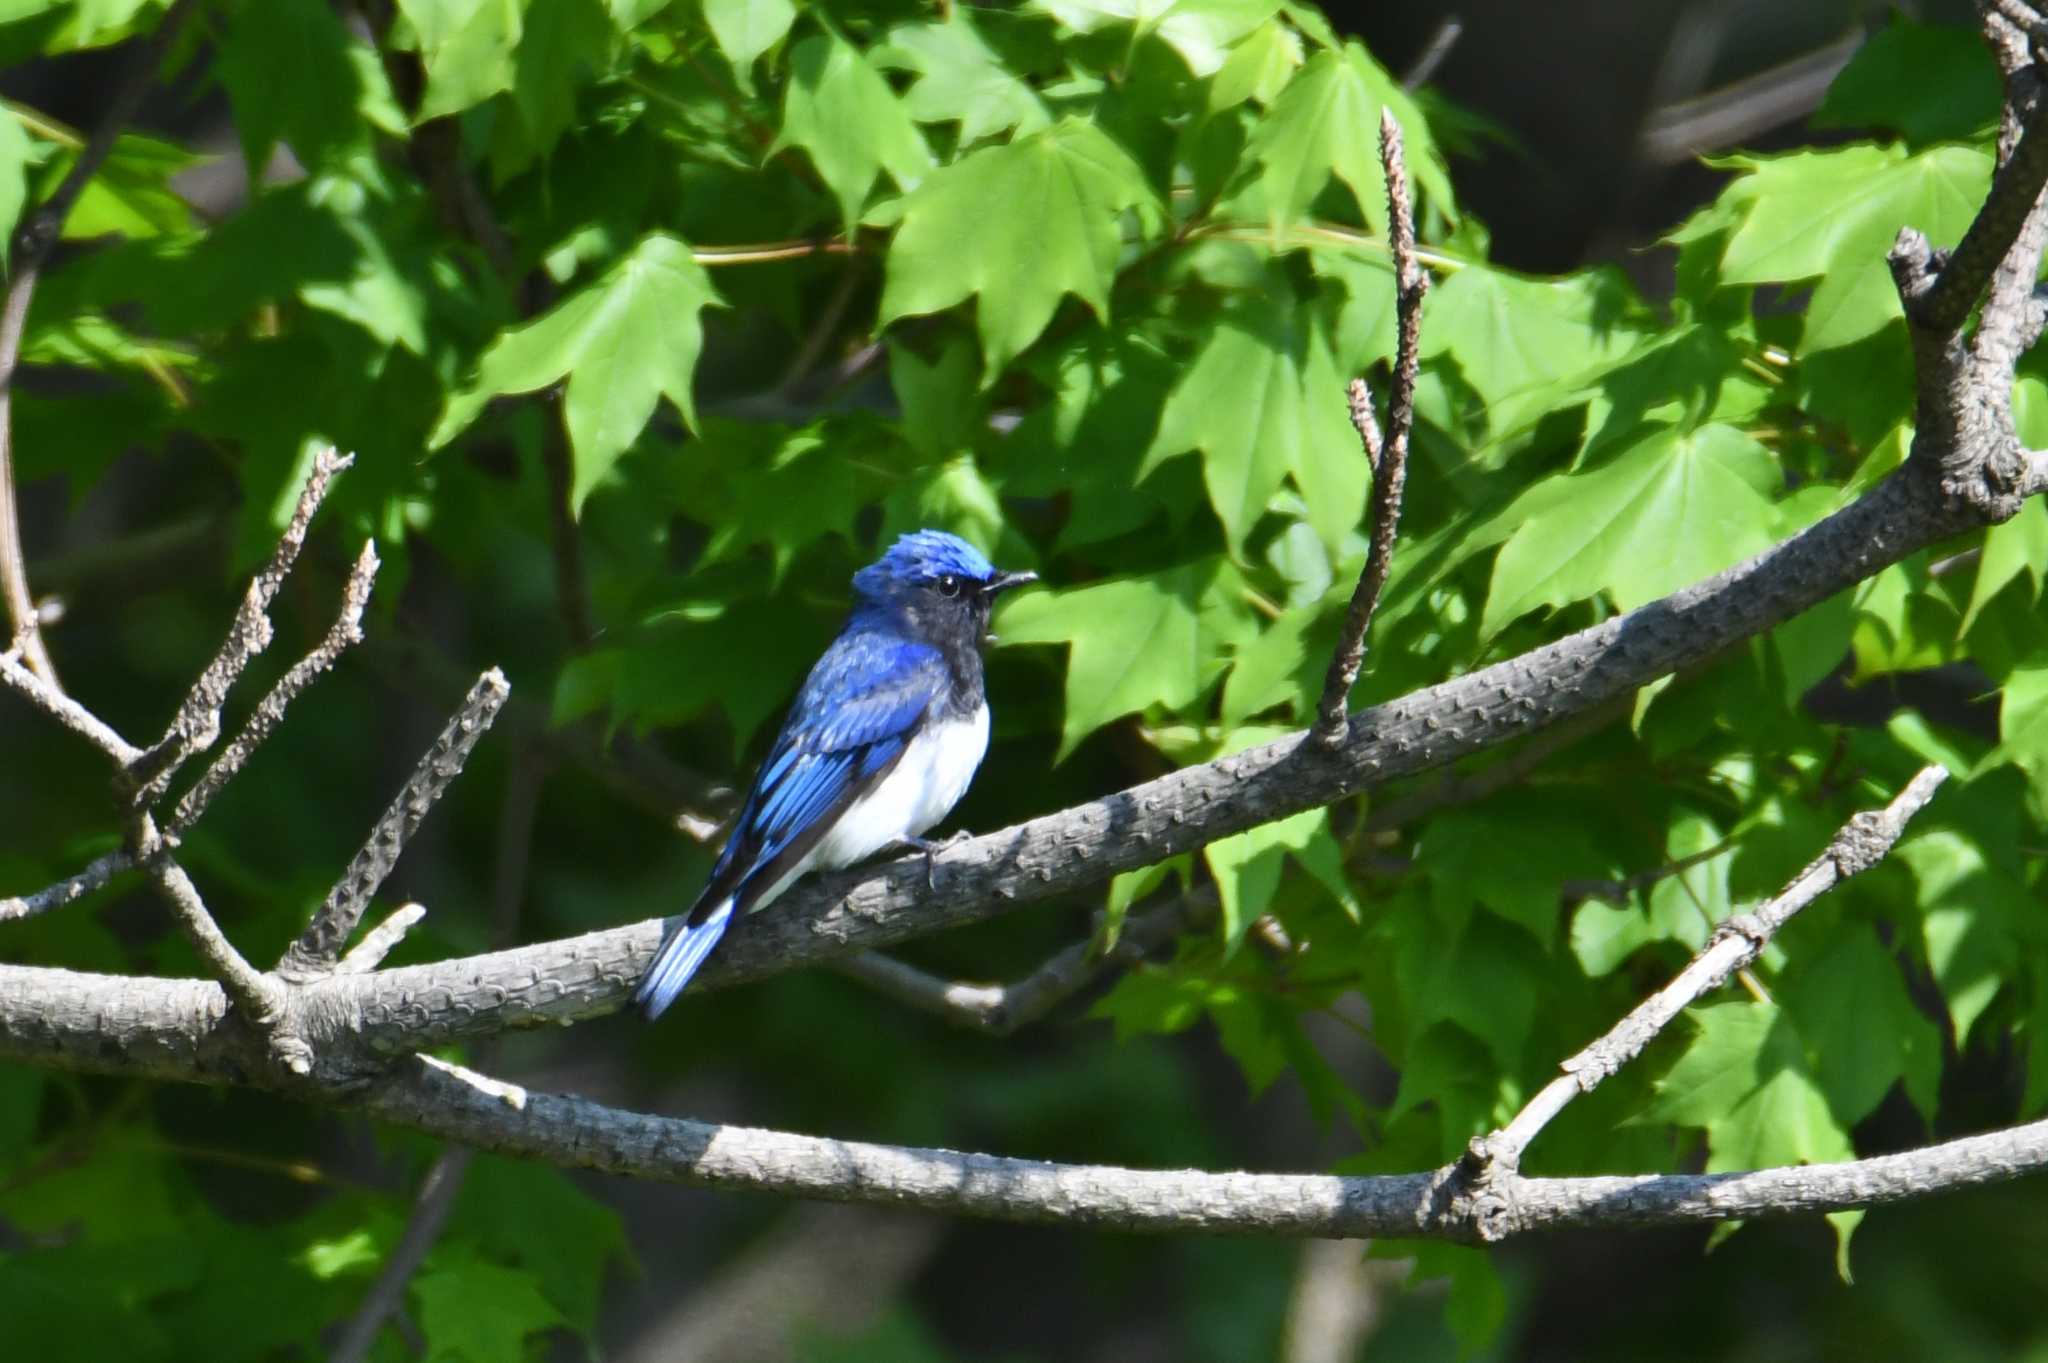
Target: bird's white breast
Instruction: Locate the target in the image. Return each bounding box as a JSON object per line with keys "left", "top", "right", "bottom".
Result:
{"left": 813, "top": 703, "right": 989, "bottom": 869}
{"left": 748, "top": 703, "right": 991, "bottom": 913}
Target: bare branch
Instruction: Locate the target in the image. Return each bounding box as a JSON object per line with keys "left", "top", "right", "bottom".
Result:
{"left": 132, "top": 447, "right": 356, "bottom": 806}
{"left": 838, "top": 891, "right": 1213, "bottom": 1035}
{"left": 1471, "top": 766, "right": 1948, "bottom": 1176}
{"left": 361, "top": 1049, "right": 2048, "bottom": 1244}
{"left": 0, "top": 642, "right": 144, "bottom": 766}
{"left": 329, "top": 1147, "right": 474, "bottom": 1363}
{"left": 1558, "top": 838, "right": 1735, "bottom": 907}
{"left": 1401, "top": 17, "right": 1463, "bottom": 91}
{"left": 1315, "top": 111, "right": 1429, "bottom": 746}
{"left": 134, "top": 832, "right": 301, "bottom": 1072}
{"left": 277, "top": 669, "right": 510, "bottom": 980}
{"left": 166, "top": 540, "right": 380, "bottom": 837}
{"left": 0, "top": 850, "right": 131, "bottom": 923}
{"left": 336, "top": 904, "right": 428, "bottom": 974}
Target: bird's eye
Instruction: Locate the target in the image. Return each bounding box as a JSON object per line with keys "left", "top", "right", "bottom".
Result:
{"left": 936, "top": 574, "right": 962, "bottom": 597}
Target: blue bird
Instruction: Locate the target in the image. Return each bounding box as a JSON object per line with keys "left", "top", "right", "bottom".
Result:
{"left": 636, "top": 530, "right": 1038, "bottom": 1019}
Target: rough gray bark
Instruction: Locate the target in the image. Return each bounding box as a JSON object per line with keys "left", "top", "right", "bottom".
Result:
{"left": 0, "top": 466, "right": 2015, "bottom": 1085}
{"left": 348, "top": 1053, "right": 2048, "bottom": 1244}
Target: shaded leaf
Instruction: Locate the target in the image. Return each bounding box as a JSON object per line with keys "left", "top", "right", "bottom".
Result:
{"left": 432, "top": 232, "right": 723, "bottom": 510}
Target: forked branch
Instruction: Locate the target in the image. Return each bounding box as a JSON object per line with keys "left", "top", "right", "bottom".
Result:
{"left": 1315, "top": 110, "right": 1430, "bottom": 745}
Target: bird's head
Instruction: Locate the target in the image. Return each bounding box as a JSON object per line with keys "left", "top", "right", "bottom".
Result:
{"left": 852, "top": 530, "right": 1037, "bottom": 642}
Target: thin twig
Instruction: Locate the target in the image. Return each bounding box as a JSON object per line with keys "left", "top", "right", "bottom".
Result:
{"left": 775, "top": 259, "right": 866, "bottom": 397}
{"left": 1558, "top": 838, "right": 1737, "bottom": 906}
{"left": 1314, "top": 111, "right": 1430, "bottom": 746}
{"left": 838, "top": 891, "right": 1214, "bottom": 1035}
{"left": 336, "top": 904, "right": 427, "bottom": 973}
{"left": 135, "top": 833, "right": 306, "bottom": 1073}
{"left": 166, "top": 540, "right": 380, "bottom": 837}
{"left": 131, "top": 447, "right": 355, "bottom": 807}
{"left": 0, "top": 641, "right": 144, "bottom": 765}
{"left": 328, "top": 1147, "right": 475, "bottom": 1363}
{"left": 0, "top": 849, "right": 131, "bottom": 923}
{"left": 1468, "top": 765, "right": 1948, "bottom": 1176}
{"left": 0, "top": 0, "right": 197, "bottom": 691}
{"left": 1401, "top": 17, "right": 1463, "bottom": 90}
{"left": 277, "top": 669, "right": 510, "bottom": 980}
{"left": 1904, "top": 61, "right": 2048, "bottom": 333}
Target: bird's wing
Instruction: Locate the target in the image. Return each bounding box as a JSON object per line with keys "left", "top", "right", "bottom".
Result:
{"left": 686, "top": 635, "right": 946, "bottom": 923}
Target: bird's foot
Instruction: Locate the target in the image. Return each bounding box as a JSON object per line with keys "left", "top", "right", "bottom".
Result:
{"left": 899, "top": 829, "right": 974, "bottom": 891}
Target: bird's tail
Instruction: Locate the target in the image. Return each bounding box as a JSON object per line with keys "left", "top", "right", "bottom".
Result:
{"left": 635, "top": 897, "right": 735, "bottom": 1021}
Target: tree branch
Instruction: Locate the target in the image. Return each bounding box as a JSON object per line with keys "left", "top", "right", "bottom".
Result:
{"left": 276, "top": 668, "right": 510, "bottom": 980}
{"left": 130, "top": 446, "right": 355, "bottom": 806}
{"left": 0, "top": 457, "right": 1990, "bottom": 1082}
{"left": 328, "top": 1147, "right": 473, "bottom": 1363}
{"left": 0, "top": 642, "right": 144, "bottom": 766}
{"left": 836, "top": 890, "right": 1214, "bottom": 1035}
{"left": 1470, "top": 766, "right": 1948, "bottom": 1177}
{"left": 0, "top": 849, "right": 130, "bottom": 923}
{"left": 349, "top": 1051, "right": 2048, "bottom": 1244}
{"left": 136, "top": 835, "right": 301, "bottom": 1072}
{"left": 1315, "top": 111, "right": 1428, "bottom": 746}
{"left": 165, "top": 540, "right": 380, "bottom": 837}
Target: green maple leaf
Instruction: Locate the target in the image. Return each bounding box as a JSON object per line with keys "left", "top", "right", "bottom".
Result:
{"left": 1208, "top": 17, "right": 1304, "bottom": 111}
{"left": 215, "top": 0, "right": 406, "bottom": 174}
{"left": 997, "top": 559, "right": 1254, "bottom": 758}
{"left": 1813, "top": 15, "right": 2000, "bottom": 147}
{"left": 880, "top": 118, "right": 1160, "bottom": 373}
{"left": 1205, "top": 806, "right": 1355, "bottom": 951}
{"left": 1419, "top": 262, "right": 1648, "bottom": 449}
{"left": 1647, "top": 1002, "right": 1859, "bottom": 1266}
{"left": 1707, "top": 143, "right": 1991, "bottom": 352}
{"left": 412, "top": 1255, "right": 564, "bottom": 1363}
{"left": 503, "top": 0, "right": 613, "bottom": 172}
{"left": 1899, "top": 828, "right": 2029, "bottom": 1046}
{"left": 0, "top": 108, "right": 30, "bottom": 264}
{"left": 876, "top": 14, "right": 1052, "bottom": 146}
{"left": 399, "top": 0, "right": 523, "bottom": 121}
{"left": 431, "top": 232, "right": 722, "bottom": 512}
{"left": 1232, "top": 43, "right": 1453, "bottom": 239}
{"left": 1478, "top": 423, "right": 1780, "bottom": 639}
{"left": 686, "top": 418, "right": 904, "bottom": 584}
{"left": 1033, "top": 0, "right": 1279, "bottom": 77}
{"left": 778, "top": 29, "right": 933, "bottom": 229}
{"left": 60, "top": 133, "right": 194, "bottom": 239}
{"left": 1783, "top": 930, "right": 1942, "bottom": 1126}
{"left": 701, "top": 0, "right": 795, "bottom": 81}
{"left": 1145, "top": 282, "right": 1364, "bottom": 553}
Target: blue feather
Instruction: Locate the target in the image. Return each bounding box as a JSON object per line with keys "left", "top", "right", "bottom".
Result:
{"left": 634, "top": 896, "right": 734, "bottom": 1020}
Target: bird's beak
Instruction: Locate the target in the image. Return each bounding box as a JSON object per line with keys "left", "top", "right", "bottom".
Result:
{"left": 983, "top": 569, "right": 1038, "bottom": 597}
